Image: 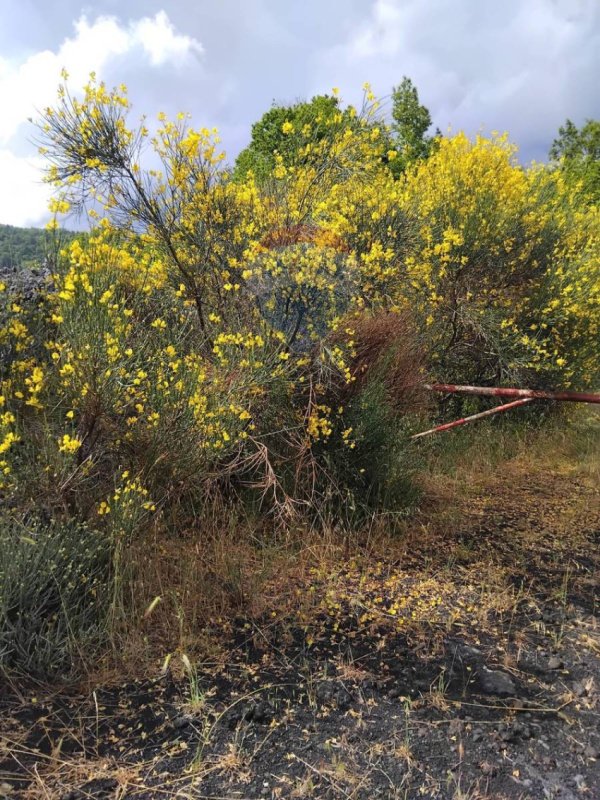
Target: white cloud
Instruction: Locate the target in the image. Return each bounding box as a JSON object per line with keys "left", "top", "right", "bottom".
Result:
{"left": 0, "top": 150, "right": 47, "bottom": 226}
{"left": 135, "top": 10, "right": 203, "bottom": 66}
{"left": 0, "top": 10, "right": 203, "bottom": 226}
{"left": 349, "top": 0, "right": 405, "bottom": 59}
{"left": 0, "top": 11, "right": 203, "bottom": 146}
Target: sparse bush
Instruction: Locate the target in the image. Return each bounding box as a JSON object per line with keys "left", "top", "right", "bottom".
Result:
{"left": 319, "top": 312, "right": 427, "bottom": 517}
{"left": 333, "top": 311, "right": 426, "bottom": 413}
{"left": 0, "top": 515, "right": 110, "bottom": 678}
{"left": 397, "top": 133, "right": 600, "bottom": 389}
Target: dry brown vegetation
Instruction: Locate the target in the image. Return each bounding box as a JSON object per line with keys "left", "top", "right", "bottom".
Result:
{"left": 330, "top": 311, "right": 427, "bottom": 414}
{"left": 1, "top": 411, "right": 599, "bottom": 799}
{"left": 104, "top": 409, "right": 599, "bottom": 676}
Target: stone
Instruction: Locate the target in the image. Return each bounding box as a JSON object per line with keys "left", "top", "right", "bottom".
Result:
{"left": 172, "top": 714, "right": 192, "bottom": 729}
{"left": 479, "top": 668, "right": 516, "bottom": 697}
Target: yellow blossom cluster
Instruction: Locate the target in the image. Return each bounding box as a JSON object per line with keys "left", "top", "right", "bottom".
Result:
{"left": 0, "top": 77, "right": 597, "bottom": 521}
{"left": 395, "top": 133, "right": 600, "bottom": 385}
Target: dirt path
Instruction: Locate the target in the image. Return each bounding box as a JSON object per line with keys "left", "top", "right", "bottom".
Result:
{"left": 1, "top": 456, "right": 599, "bottom": 799}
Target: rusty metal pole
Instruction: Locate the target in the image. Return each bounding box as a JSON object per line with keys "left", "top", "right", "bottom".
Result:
{"left": 411, "top": 398, "right": 534, "bottom": 440}
{"left": 425, "top": 384, "right": 600, "bottom": 404}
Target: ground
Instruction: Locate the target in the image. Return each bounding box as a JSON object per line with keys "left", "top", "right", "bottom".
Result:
{"left": 1, "top": 438, "right": 599, "bottom": 799}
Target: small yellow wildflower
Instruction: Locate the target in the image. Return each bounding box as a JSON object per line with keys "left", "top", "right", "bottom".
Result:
{"left": 58, "top": 434, "right": 81, "bottom": 454}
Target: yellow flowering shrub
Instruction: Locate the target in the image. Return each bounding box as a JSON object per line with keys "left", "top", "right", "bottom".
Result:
{"left": 395, "top": 133, "right": 600, "bottom": 386}
{"left": 0, "top": 77, "right": 597, "bottom": 526}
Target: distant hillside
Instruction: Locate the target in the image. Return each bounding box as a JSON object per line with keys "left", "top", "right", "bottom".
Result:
{"left": 0, "top": 223, "right": 49, "bottom": 268}
{"left": 0, "top": 223, "right": 79, "bottom": 269}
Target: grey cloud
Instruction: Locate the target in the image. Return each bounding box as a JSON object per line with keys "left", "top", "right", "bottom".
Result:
{"left": 1, "top": 0, "right": 599, "bottom": 224}
{"left": 313, "top": 0, "right": 600, "bottom": 162}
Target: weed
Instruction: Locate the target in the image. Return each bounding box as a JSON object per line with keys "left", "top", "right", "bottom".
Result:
{"left": 0, "top": 515, "right": 110, "bottom": 678}
{"left": 181, "top": 653, "right": 206, "bottom": 714}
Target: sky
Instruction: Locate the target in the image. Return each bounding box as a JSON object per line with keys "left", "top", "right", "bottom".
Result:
{"left": 0, "top": 0, "right": 599, "bottom": 227}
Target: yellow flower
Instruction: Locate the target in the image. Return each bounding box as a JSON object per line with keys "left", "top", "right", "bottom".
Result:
{"left": 58, "top": 434, "right": 81, "bottom": 454}
{"left": 97, "top": 501, "right": 111, "bottom": 515}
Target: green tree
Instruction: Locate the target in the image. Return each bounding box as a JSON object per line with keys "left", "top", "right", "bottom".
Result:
{"left": 234, "top": 94, "right": 359, "bottom": 181}
{"left": 550, "top": 118, "right": 600, "bottom": 203}
{"left": 391, "top": 77, "right": 437, "bottom": 172}
{"left": 234, "top": 81, "right": 438, "bottom": 184}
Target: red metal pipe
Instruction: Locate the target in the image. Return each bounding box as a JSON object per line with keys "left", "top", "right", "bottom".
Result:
{"left": 411, "top": 398, "right": 534, "bottom": 440}
{"left": 425, "top": 383, "right": 600, "bottom": 405}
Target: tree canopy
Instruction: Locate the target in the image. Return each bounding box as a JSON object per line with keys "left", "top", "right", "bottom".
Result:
{"left": 0, "top": 223, "right": 47, "bottom": 268}
{"left": 390, "top": 77, "right": 438, "bottom": 172}
{"left": 234, "top": 79, "right": 438, "bottom": 182}
{"left": 550, "top": 118, "right": 600, "bottom": 203}
{"left": 234, "top": 93, "right": 360, "bottom": 181}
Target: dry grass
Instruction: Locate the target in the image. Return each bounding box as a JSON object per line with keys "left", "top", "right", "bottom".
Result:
{"left": 87, "top": 408, "right": 600, "bottom": 686}
{"left": 2, "top": 422, "right": 599, "bottom": 798}
{"left": 331, "top": 310, "right": 428, "bottom": 414}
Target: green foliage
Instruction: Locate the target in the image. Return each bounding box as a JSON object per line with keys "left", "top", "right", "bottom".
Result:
{"left": 315, "top": 314, "right": 426, "bottom": 520}
{"left": 550, "top": 118, "right": 600, "bottom": 204}
{"left": 235, "top": 78, "right": 438, "bottom": 183}
{"left": 324, "top": 378, "right": 421, "bottom": 521}
{"left": 0, "top": 516, "right": 110, "bottom": 678}
{"left": 234, "top": 94, "right": 361, "bottom": 181}
{"left": 391, "top": 77, "right": 437, "bottom": 173}
{"left": 0, "top": 223, "right": 79, "bottom": 277}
